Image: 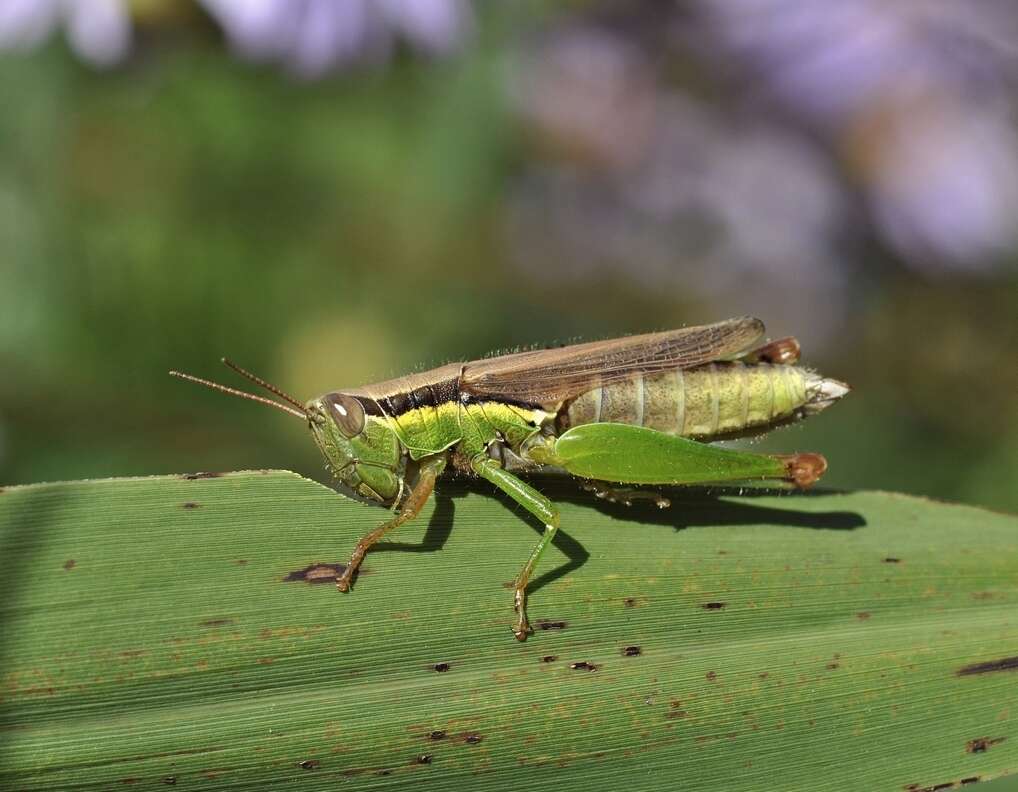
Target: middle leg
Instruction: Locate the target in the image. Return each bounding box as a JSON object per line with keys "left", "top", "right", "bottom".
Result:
{"left": 471, "top": 455, "right": 560, "bottom": 641}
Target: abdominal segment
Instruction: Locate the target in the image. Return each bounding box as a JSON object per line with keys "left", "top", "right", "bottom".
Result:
{"left": 564, "top": 362, "right": 820, "bottom": 440}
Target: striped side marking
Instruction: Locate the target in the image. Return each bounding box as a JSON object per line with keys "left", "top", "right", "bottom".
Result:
{"left": 767, "top": 363, "right": 776, "bottom": 421}
{"left": 708, "top": 363, "right": 720, "bottom": 436}
{"left": 594, "top": 383, "right": 604, "bottom": 424}
{"left": 738, "top": 361, "right": 751, "bottom": 428}
{"left": 675, "top": 368, "right": 686, "bottom": 435}
{"left": 784, "top": 365, "right": 797, "bottom": 414}
{"left": 634, "top": 373, "right": 645, "bottom": 427}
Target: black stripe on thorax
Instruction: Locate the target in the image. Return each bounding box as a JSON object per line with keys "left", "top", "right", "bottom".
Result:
{"left": 359, "top": 376, "right": 546, "bottom": 418}
{"left": 361, "top": 377, "right": 461, "bottom": 417}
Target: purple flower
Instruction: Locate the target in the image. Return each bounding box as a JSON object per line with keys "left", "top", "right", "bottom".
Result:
{"left": 510, "top": 29, "right": 850, "bottom": 343}
{"left": 0, "top": 0, "right": 131, "bottom": 66}
{"left": 198, "top": 0, "right": 473, "bottom": 77}
{"left": 698, "top": 0, "right": 1018, "bottom": 266}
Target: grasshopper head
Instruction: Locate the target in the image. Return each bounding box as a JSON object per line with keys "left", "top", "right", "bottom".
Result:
{"left": 306, "top": 392, "right": 404, "bottom": 507}
{"left": 168, "top": 361, "right": 405, "bottom": 507}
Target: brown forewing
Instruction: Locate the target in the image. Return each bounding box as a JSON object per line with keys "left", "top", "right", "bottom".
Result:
{"left": 460, "top": 316, "right": 765, "bottom": 407}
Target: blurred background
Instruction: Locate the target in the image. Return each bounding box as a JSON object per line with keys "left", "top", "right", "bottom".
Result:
{"left": 0, "top": 0, "right": 1015, "bottom": 511}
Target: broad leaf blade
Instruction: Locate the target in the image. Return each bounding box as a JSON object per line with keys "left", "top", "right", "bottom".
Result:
{"left": 1, "top": 472, "right": 1016, "bottom": 790}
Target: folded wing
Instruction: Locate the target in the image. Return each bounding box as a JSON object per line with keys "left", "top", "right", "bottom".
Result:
{"left": 461, "top": 316, "right": 765, "bottom": 407}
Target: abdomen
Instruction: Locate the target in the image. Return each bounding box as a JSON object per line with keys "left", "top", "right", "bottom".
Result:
{"left": 563, "top": 362, "right": 814, "bottom": 439}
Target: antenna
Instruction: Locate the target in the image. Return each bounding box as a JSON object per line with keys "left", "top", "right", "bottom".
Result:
{"left": 169, "top": 369, "right": 307, "bottom": 420}
{"left": 220, "top": 358, "right": 306, "bottom": 412}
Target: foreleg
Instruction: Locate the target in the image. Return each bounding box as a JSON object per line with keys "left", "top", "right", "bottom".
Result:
{"left": 335, "top": 455, "right": 446, "bottom": 592}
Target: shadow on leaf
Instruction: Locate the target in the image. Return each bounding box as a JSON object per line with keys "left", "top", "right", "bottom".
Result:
{"left": 418, "top": 479, "right": 866, "bottom": 595}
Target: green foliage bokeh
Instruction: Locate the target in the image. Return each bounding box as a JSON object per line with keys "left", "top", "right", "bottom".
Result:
{"left": 0, "top": 29, "right": 1016, "bottom": 511}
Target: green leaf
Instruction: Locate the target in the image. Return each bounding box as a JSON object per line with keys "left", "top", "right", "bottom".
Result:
{"left": 1, "top": 472, "right": 1016, "bottom": 791}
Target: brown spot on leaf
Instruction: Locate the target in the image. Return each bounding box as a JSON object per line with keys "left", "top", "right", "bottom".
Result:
{"left": 622, "top": 646, "right": 642, "bottom": 657}
{"left": 706, "top": 671, "right": 717, "bottom": 681}
{"left": 415, "top": 754, "right": 433, "bottom": 765}
{"left": 536, "top": 620, "right": 567, "bottom": 631}
{"left": 162, "top": 777, "right": 177, "bottom": 786}
{"left": 957, "top": 656, "right": 1018, "bottom": 676}
{"left": 827, "top": 662, "right": 840, "bottom": 670}
{"left": 234, "top": 559, "right": 248, "bottom": 565}
{"left": 257, "top": 657, "right": 274, "bottom": 665}
{"left": 540, "top": 655, "right": 557, "bottom": 663}
{"left": 966, "top": 736, "right": 1005, "bottom": 753}
{"left": 463, "top": 733, "right": 483, "bottom": 744}
{"left": 63, "top": 559, "right": 76, "bottom": 571}
{"left": 428, "top": 730, "right": 446, "bottom": 741}
{"left": 200, "top": 619, "right": 234, "bottom": 627}
{"left": 181, "top": 472, "right": 224, "bottom": 480}
{"left": 181, "top": 502, "right": 201, "bottom": 509}
{"left": 702, "top": 602, "right": 726, "bottom": 610}
{"left": 570, "top": 661, "right": 598, "bottom": 671}
{"left": 299, "top": 759, "right": 320, "bottom": 770}
{"left": 666, "top": 702, "right": 687, "bottom": 719}
{"left": 883, "top": 557, "right": 902, "bottom": 564}
{"left": 960, "top": 778, "right": 981, "bottom": 786}
{"left": 856, "top": 612, "right": 871, "bottom": 620}
{"left": 284, "top": 563, "right": 346, "bottom": 584}
{"left": 433, "top": 662, "right": 450, "bottom": 673}
{"left": 623, "top": 597, "right": 639, "bottom": 608}
{"left": 119, "top": 778, "right": 138, "bottom": 785}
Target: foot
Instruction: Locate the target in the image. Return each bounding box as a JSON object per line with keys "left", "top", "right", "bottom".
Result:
{"left": 513, "top": 587, "right": 532, "bottom": 641}
{"left": 335, "top": 565, "right": 355, "bottom": 592}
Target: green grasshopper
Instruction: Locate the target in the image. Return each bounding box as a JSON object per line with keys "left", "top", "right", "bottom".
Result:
{"left": 171, "top": 317, "right": 848, "bottom": 640}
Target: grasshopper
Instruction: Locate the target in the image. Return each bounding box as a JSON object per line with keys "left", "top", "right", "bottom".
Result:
{"left": 171, "top": 317, "right": 849, "bottom": 640}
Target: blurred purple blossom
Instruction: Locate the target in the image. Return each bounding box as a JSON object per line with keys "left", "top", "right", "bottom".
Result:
{"left": 0, "top": 0, "right": 472, "bottom": 75}
{"left": 698, "top": 0, "right": 1018, "bottom": 267}
{"left": 699, "top": 0, "right": 1018, "bottom": 127}
{"left": 0, "top": 0, "right": 131, "bottom": 66}
{"left": 198, "top": 0, "right": 473, "bottom": 77}
{"left": 509, "top": 0, "right": 1018, "bottom": 316}
{"left": 510, "top": 28, "right": 849, "bottom": 344}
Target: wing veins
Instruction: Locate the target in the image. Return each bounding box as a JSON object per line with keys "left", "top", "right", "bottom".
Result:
{"left": 461, "top": 317, "right": 765, "bottom": 406}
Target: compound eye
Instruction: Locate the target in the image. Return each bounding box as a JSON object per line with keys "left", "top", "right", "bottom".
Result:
{"left": 323, "top": 393, "right": 365, "bottom": 438}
